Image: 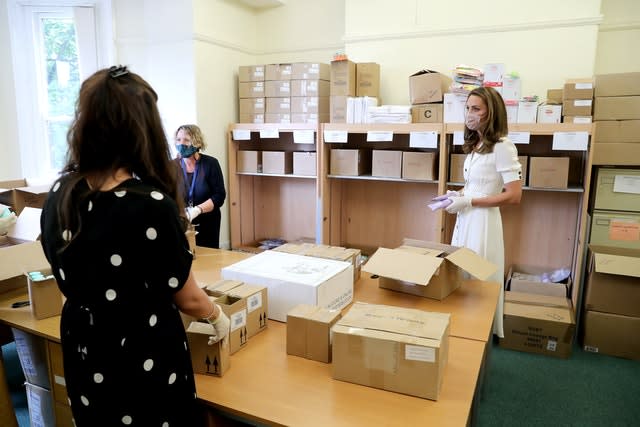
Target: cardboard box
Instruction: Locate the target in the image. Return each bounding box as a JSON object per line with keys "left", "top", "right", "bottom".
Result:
{"left": 290, "top": 96, "right": 329, "bottom": 114}
{"left": 286, "top": 304, "right": 341, "bottom": 363}
{"left": 330, "top": 149, "right": 371, "bottom": 176}
{"left": 593, "top": 142, "right": 640, "bottom": 166}
{"left": 266, "top": 97, "right": 291, "bottom": 114}
{"left": 590, "top": 210, "right": 640, "bottom": 250}
{"left": 13, "top": 186, "right": 49, "bottom": 215}
{"left": 290, "top": 79, "right": 330, "bottom": 97}
{"left": 239, "top": 97, "right": 265, "bottom": 115}
{"left": 1, "top": 241, "right": 49, "bottom": 296}
{"left": 26, "top": 269, "right": 63, "bottom": 320}
{"left": 594, "top": 96, "right": 640, "bottom": 121}
{"left": 238, "top": 65, "right": 265, "bottom": 82}
{"left": 562, "top": 116, "right": 592, "bottom": 124}
{"left": 562, "top": 99, "right": 593, "bottom": 116}
{"left": 239, "top": 113, "right": 265, "bottom": 124}
{"left": 500, "top": 291, "right": 575, "bottom": 358}
{"left": 236, "top": 150, "right": 261, "bottom": 173}
{"left": 593, "top": 168, "right": 640, "bottom": 211}
{"left": 402, "top": 152, "right": 436, "bottom": 181}
{"left": 291, "top": 63, "right": 330, "bottom": 81}
{"left": 356, "top": 62, "right": 380, "bottom": 97}
{"left": 411, "top": 104, "right": 443, "bottom": 123}
{"left": 563, "top": 78, "right": 594, "bottom": 100}
{"left": 273, "top": 243, "right": 362, "bottom": 283}
{"left": 595, "top": 120, "right": 640, "bottom": 143}
{"left": 6, "top": 207, "right": 42, "bottom": 244}
{"left": 507, "top": 264, "right": 569, "bottom": 298}
{"left": 290, "top": 113, "right": 329, "bottom": 124}
{"left": 186, "top": 321, "right": 230, "bottom": 376}
{"left": 11, "top": 328, "right": 50, "bottom": 388}
{"left": 293, "top": 152, "right": 317, "bottom": 176}
{"left": 443, "top": 93, "right": 466, "bottom": 123}
{"left": 528, "top": 157, "right": 570, "bottom": 189}
{"left": 0, "top": 178, "right": 28, "bottom": 208}
{"left": 372, "top": 150, "right": 402, "bottom": 178}
{"left": 582, "top": 310, "right": 640, "bottom": 360}
{"left": 330, "top": 95, "right": 348, "bottom": 123}
{"left": 409, "top": 70, "right": 451, "bottom": 104}
{"left": 262, "top": 151, "right": 293, "bottom": 175}
{"left": 221, "top": 250, "right": 353, "bottom": 322}
{"left": 226, "top": 284, "right": 269, "bottom": 338}
{"left": 330, "top": 60, "right": 356, "bottom": 96}
{"left": 265, "top": 80, "right": 291, "bottom": 98}
{"left": 332, "top": 302, "right": 450, "bottom": 400}
{"left": 546, "top": 88, "right": 563, "bottom": 104}
{"left": 25, "top": 382, "right": 55, "bottom": 427}
{"left": 449, "top": 153, "right": 466, "bottom": 182}
{"left": 585, "top": 245, "right": 640, "bottom": 317}
{"left": 518, "top": 156, "right": 528, "bottom": 185}
{"left": 363, "top": 239, "right": 497, "bottom": 301}
{"left": 265, "top": 63, "right": 292, "bottom": 81}
{"left": 595, "top": 72, "right": 640, "bottom": 97}
{"left": 537, "top": 104, "right": 562, "bottom": 123}
{"left": 214, "top": 293, "right": 248, "bottom": 354}
{"left": 47, "top": 341, "right": 67, "bottom": 406}
{"left": 517, "top": 101, "right": 538, "bottom": 123}
{"left": 238, "top": 81, "right": 265, "bottom": 98}
{"left": 265, "top": 113, "right": 291, "bottom": 124}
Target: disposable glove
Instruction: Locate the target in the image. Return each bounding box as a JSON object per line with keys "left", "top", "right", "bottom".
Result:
{"left": 185, "top": 206, "right": 202, "bottom": 222}
{"left": 432, "top": 190, "right": 461, "bottom": 202}
{"left": 206, "top": 304, "right": 230, "bottom": 344}
{"left": 445, "top": 195, "right": 472, "bottom": 214}
{"left": 0, "top": 210, "right": 16, "bottom": 235}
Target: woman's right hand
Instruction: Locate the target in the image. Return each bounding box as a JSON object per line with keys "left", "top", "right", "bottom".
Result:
{"left": 432, "top": 190, "right": 461, "bottom": 201}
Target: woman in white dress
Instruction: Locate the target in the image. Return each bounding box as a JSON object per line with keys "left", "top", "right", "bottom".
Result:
{"left": 444, "top": 86, "right": 522, "bottom": 337}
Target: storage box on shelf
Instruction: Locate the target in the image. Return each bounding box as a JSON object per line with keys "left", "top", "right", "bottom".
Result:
{"left": 227, "top": 123, "right": 320, "bottom": 251}
{"left": 443, "top": 122, "right": 594, "bottom": 308}
{"left": 321, "top": 123, "right": 446, "bottom": 254}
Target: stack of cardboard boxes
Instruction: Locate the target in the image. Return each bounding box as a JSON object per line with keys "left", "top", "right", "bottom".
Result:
{"left": 329, "top": 60, "right": 380, "bottom": 123}
{"left": 562, "top": 78, "right": 594, "bottom": 123}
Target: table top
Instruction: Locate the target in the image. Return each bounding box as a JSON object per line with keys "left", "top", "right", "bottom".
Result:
{"left": 0, "top": 247, "right": 498, "bottom": 426}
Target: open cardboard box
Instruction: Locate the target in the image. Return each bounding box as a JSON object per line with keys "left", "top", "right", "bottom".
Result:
{"left": 507, "top": 264, "right": 570, "bottom": 298}
{"left": 362, "top": 239, "right": 497, "bottom": 300}
{"left": 332, "top": 302, "right": 450, "bottom": 400}
{"left": 186, "top": 321, "right": 230, "bottom": 377}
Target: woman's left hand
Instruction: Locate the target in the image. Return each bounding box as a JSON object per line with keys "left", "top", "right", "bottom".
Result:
{"left": 445, "top": 196, "right": 472, "bottom": 214}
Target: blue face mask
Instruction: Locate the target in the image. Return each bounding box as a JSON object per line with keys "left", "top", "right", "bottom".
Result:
{"left": 176, "top": 144, "right": 198, "bottom": 158}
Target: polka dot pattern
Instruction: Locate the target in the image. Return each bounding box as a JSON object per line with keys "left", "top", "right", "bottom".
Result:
{"left": 88, "top": 200, "right": 93, "bottom": 211}
{"left": 143, "top": 359, "right": 154, "bottom": 371}
{"left": 106, "top": 289, "right": 117, "bottom": 301}
{"left": 149, "top": 314, "right": 157, "bottom": 327}
{"left": 94, "top": 373, "right": 104, "bottom": 383}
{"left": 62, "top": 229, "right": 72, "bottom": 241}
{"left": 168, "top": 373, "right": 176, "bottom": 384}
{"left": 52, "top": 182, "right": 60, "bottom": 192}
{"left": 115, "top": 190, "right": 127, "bottom": 198}
{"left": 146, "top": 227, "right": 157, "bottom": 240}
{"left": 59, "top": 268, "right": 66, "bottom": 281}
{"left": 168, "top": 277, "right": 179, "bottom": 288}
{"left": 122, "top": 415, "right": 132, "bottom": 425}
{"left": 81, "top": 395, "right": 89, "bottom": 406}
{"left": 110, "top": 254, "right": 122, "bottom": 266}
{"left": 150, "top": 191, "right": 164, "bottom": 200}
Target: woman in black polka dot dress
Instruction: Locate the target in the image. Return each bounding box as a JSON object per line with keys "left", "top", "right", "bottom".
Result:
{"left": 40, "top": 67, "right": 230, "bottom": 427}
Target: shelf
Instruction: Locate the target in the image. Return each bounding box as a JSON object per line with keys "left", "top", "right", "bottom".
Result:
{"left": 447, "top": 181, "right": 584, "bottom": 193}
{"left": 323, "top": 123, "right": 443, "bottom": 135}
{"left": 444, "top": 122, "right": 593, "bottom": 135}
{"left": 237, "top": 172, "right": 316, "bottom": 179}
{"left": 328, "top": 174, "right": 438, "bottom": 184}
{"left": 229, "top": 123, "right": 318, "bottom": 132}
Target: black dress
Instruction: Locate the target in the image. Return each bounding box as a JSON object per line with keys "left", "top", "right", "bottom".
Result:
{"left": 40, "top": 176, "right": 200, "bottom": 427}
{"left": 176, "top": 154, "right": 226, "bottom": 248}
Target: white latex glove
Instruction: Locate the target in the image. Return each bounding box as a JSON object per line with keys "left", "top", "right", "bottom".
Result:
{"left": 445, "top": 195, "right": 472, "bottom": 214}
{"left": 432, "top": 190, "right": 461, "bottom": 202}
{"left": 0, "top": 211, "right": 17, "bottom": 235}
{"left": 185, "top": 206, "right": 202, "bottom": 223}
{"left": 207, "top": 304, "right": 230, "bottom": 344}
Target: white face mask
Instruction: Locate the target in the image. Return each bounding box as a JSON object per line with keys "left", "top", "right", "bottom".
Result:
{"left": 465, "top": 113, "right": 483, "bottom": 131}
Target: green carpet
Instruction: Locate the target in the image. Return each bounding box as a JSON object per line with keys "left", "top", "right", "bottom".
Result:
{"left": 477, "top": 341, "right": 640, "bottom": 426}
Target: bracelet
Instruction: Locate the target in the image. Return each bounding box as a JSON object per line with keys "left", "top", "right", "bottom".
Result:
{"left": 202, "top": 303, "right": 217, "bottom": 321}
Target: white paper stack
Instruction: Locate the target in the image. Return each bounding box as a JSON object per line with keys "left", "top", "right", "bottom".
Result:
{"left": 366, "top": 105, "right": 411, "bottom": 124}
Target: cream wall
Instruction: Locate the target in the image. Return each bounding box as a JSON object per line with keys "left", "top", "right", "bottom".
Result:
{"left": 344, "top": 0, "right": 602, "bottom": 103}
{"left": 0, "top": 0, "right": 20, "bottom": 180}
{"left": 595, "top": 0, "right": 640, "bottom": 73}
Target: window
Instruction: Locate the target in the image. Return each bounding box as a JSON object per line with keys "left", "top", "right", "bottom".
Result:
{"left": 7, "top": 0, "right": 113, "bottom": 182}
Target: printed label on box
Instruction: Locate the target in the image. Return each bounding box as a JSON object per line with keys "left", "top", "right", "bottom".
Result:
{"left": 230, "top": 310, "right": 247, "bottom": 332}
{"left": 405, "top": 345, "right": 435, "bottom": 362}
{"left": 247, "top": 293, "right": 263, "bottom": 312}
{"left": 609, "top": 221, "right": 640, "bottom": 241}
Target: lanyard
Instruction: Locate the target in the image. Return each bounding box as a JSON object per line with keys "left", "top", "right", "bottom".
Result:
{"left": 180, "top": 159, "right": 199, "bottom": 207}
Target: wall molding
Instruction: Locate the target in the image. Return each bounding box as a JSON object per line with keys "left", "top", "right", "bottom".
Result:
{"left": 343, "top": 16, "right": 604, "bottom": 44}
{"left": 599, "top": 21, "right": 640, "bottom": 32}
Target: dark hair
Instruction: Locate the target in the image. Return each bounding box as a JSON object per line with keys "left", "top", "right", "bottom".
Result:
{"left": 57, "top": 67, "right": 182, "bottom": 239}
{"left": 462, "top": 86, "right": 508, "bottom": 154}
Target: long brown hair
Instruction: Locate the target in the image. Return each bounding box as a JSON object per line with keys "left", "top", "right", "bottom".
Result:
{"left": 57, "top": 67, "right": 182, "bottom": 240}
{"left": 462, "top": 86, "right": 508, "bottom": 154}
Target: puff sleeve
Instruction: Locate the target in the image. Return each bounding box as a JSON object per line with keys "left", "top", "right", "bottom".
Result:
{"left": 495, "top": 138, "right": 522, "bottom": 184}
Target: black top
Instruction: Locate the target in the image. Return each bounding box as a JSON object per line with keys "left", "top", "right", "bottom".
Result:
{"left": 40, "top": 175, "right": 199, "bottom": 426}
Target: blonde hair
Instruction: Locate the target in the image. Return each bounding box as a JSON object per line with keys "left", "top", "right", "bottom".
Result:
{"left": 175, "top": 124, "right": 206, "bottom": 151}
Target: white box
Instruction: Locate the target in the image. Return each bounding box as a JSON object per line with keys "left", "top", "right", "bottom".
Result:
{"left": 11, "top": 328, "right": 51, "bottom": 389}
{"left": 443, "top": 93, "right": 467, "bottom": 123}
{"left": 517, "top": 101, "right": 538, "bottom": 123}
{"left": 25, "top": 382, "right": 55, "bottom": 427}
{"left": 505, "top": 101, "right": 518, "bottom": 124}
{"left": 537, "top": 104, "right": 562, "bottom": 123}
{"left": 502, "top": 76, "right": 521, "bottom": 101}
{"left": 221, "top": 251, "right": 353, "bottom": 322}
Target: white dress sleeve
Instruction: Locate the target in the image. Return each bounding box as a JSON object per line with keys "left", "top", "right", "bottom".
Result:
{"left": 495, "top": 137, "right": 522, "bottom": 184}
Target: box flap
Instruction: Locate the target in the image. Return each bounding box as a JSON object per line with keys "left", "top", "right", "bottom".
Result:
{"left": 186, "top": 321, "right": 216, "bottom": 335}
{"left": 205, "top": 279, "right": 244, "bottom": 295}
{"left": 505, "top": 291, "right": 572, "bottom": 308}
{"left": 504, "top": 292, "right": 574, "bottom": 325}
{"left": 7, "top": 207, "right": 42, "bottom": 243}
{"left": 590, "top": 245, "right": 640, "bottom": 278}
{"left": 362, "top": 247, "right": 443, "bottom": 285}
{"left": 0, "top": 241, "right": 49, "bottom": 281}
{"left": 336, "top": 302, "right": 449, "bottom": 340}
{"left": 410, "top": 69, "right": 439, "bottom": 77}
{"left": 395, "top": 245, "right": 443, "bottom": 257}
{"left": 16, "top": 184, "right": 50, "bottom": 195}
{"left": 444, "top": 247, "right": 498, "bottom": 281}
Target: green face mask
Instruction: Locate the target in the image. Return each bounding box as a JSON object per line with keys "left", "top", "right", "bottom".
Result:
{"left": 176, "top": 144, "right": 198, "bottom": 158}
